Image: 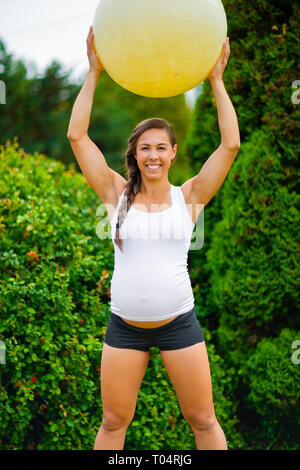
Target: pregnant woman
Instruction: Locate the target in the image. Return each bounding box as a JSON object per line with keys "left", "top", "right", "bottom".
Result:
{"left": 67, "top": 27, "right": 240, "bottom": 450}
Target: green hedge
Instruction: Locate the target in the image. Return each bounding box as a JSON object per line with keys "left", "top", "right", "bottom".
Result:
{"left": 184, "top": 0, "right": 300, "bottom": 449}
{"left": 206, "top": 128, "right": 299, "bottom": 449}
{"left": 244, "top": 328, "right": 300, "bottom": 449}
{"left": 0, "top": 141, "right": 243, "bottom": 450}
{"left": 208, "top": 129, "right": 299, "bottom": 357}
{"left": 0, "top": 140, "right": 112, "bottom": 449}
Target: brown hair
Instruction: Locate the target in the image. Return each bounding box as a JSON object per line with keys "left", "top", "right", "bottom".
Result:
{"left": 114, "top": 118, "right": 176, "bottom": 251}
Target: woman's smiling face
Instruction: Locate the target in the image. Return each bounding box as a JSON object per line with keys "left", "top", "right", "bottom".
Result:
{"left": 134, "top": 128, "right": 177, "bottom": 180}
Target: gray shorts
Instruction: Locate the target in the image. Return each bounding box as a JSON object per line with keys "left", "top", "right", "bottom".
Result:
{"left": 104, "top": 306, "right": 205, "bottom": 352}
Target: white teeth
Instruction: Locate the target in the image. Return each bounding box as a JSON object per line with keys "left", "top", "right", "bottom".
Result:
{"left": 147, "top": 165, "right": 161, "bottom": 169}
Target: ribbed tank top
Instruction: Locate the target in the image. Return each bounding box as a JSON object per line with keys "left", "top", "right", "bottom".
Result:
{"left": 109, "top": 184, "right": 195, "bottom": 321}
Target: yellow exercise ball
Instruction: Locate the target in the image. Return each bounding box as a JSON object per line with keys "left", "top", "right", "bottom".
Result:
{"left": 93, "top": 0, "right": 227, "bottom": 98}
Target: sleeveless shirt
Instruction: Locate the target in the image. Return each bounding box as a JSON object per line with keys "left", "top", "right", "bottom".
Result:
{"left": 109, "top": 184, "right": 195, "bottom": 321}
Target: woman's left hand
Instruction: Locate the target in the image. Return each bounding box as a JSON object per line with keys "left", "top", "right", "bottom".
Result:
{"left": 207, "top": 37, "right": 230, "bottom": 82}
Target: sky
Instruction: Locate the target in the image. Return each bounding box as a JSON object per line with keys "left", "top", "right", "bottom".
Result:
{"left": 0, "top": 0, "right": 201, "bottom": 107}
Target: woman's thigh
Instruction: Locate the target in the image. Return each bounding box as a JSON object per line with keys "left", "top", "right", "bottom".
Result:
{"left": 159, "top": 342, "right": 214, "bottom": 423}
{"left": 100, "top": 343, "right": 150, "bottom": 425}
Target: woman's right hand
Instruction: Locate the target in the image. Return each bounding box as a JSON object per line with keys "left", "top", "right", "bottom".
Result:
{"left": 87, "top": 26, "right": 105, "bottom": 72}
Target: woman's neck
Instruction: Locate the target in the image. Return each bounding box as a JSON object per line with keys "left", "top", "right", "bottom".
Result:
{"left": 139, "top": 180, "right": 171, "bottom": 196}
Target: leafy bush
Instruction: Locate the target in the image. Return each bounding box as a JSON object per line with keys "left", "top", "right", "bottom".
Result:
{"left": 206, "top": 129, "right": 300, "bottom": 449}
{"left": 243, "top": 328, "right": 300, "bottom": 449}
{"left": 0, "top": 139, "right": 112, "bottom": 449}
{"left": 208, "top": 129, "right": 300, "bottom": 359}
{"left": 184, "top": 0, "right": 300, "bottom": 449}
{"left": 246, "top": 329, "right": 300, "bottom": 418}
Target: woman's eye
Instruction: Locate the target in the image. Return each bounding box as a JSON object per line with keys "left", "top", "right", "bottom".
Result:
{"left": 141, "top": 147, "right": 165, "bottom": 150}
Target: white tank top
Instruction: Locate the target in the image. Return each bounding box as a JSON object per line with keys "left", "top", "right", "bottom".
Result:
{"left": 109, "top": 184, "right": 195, "bottom": 321}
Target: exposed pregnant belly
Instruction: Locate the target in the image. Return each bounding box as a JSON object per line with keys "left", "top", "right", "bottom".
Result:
{"left": 122, "top": 315, "right": 179, "bottom": 328}
{"left": 112, "top": 266, "right": 193, "bottom": 323}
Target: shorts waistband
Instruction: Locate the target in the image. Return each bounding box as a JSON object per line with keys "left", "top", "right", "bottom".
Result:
{"left": 110, "top": 306, "right": 195, "bottom": 332}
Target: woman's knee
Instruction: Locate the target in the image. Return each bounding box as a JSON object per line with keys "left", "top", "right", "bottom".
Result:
{"left": 186, "top": 410, "right": 217, "bottom": 432}
{"left": 102, "top": 410, "right": 134, "bottom": 432}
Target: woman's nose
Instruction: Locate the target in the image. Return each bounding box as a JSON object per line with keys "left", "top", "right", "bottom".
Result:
{"left": 149, "top": 150, "right": 158, "bottom": 158}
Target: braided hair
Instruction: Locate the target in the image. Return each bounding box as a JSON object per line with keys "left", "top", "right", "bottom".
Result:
{"left": 114, "top": 118, "right": 176, "bottom": 252}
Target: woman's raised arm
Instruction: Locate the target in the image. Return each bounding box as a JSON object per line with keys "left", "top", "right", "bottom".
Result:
{"left": 67, "top": 26, "right": 104, "bottom": 140}
{"left": 207, "top": 37, "right": 240, "bottom": 149}
{"left": 182, "top": 37, "right": 240, "bottom": 207}
{"left": 67, "top": 27, "right": 126, "bottom": 203}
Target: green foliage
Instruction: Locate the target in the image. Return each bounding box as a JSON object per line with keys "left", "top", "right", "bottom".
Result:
{"left": 0, "top": 142, "right": 243, "bottom": 450}
{"left": 185, "top": 0, "right": 300, "bottom": 450}
{"left": 0, "top": 40, "right": 78, "bottom": 167}
{"left": 246, "top": 329, "right": 300, "bottom": 419}
{"left": 208, "top": 129, "right": 300, "bottom": 360}
{"left": 0, "top": 140, "right": 112, "bottom": 449}
{"left": 242, "top": 328, "right": 300, "bottom": 449}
